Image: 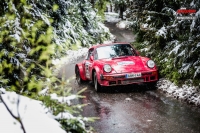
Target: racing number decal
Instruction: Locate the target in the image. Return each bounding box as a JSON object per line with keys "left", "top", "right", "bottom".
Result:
{"left": 85, "top": 61, "right": 90, "bottom": 79}
{"left": 85, "top": 48, "right": 93, "bottom": 79}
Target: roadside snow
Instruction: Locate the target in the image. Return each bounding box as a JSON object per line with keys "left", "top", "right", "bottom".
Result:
{"left": 52, "top": 47, "right": 88, "bottom": 75}
{"left": 0, "top": 89, "right": 66, "bottom": 133}
{"left": 157, "top": 78, "right": 200, "bottom": 106}
{"left": 116, "top": 20, "right": 132, "bottom": 29}
{"left": 0, "top": 87, "right": 85, "bottom": 133}
{"left": 105, "top": 12, "right": 121, "bottom": 23}
{"left": 52, "top": 48, "right": 88, "bottom": 66}
{"left": 104, "top": 12, "right": 132, "bottom": 29}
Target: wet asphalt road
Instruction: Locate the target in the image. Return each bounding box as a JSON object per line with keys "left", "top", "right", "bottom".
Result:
{"left": 104, "top": 22, "right": 135, "bottom": 43}
{"left": 72, "top": 82, "right": 200, "bottom": 133}
{"left": 58, "top": 22, "right": 200, "bottom": 133}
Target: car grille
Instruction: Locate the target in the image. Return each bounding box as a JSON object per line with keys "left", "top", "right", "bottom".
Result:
{"left": 109, "top": 78, "right": 144, "bottom": 85}
{"left": 121, "top": 78, "right": 144, "bottom": 85}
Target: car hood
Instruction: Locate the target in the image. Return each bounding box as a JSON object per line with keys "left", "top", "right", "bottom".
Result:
{"left": 100, "top": 56, "right": 147, "bottom": 73}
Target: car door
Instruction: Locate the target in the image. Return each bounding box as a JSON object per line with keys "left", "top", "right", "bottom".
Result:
{"left": 84, "top": 48, "right": 94, "bottom": 79}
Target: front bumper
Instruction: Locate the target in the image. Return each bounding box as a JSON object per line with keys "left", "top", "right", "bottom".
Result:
{"left": 99, "top": 71, "right": 158, "bottom": 86}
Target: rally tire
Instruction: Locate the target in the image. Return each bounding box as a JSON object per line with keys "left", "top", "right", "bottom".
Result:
{"left": 75, "top": 67, "right": 84, "bottom": 85}
{"left": 94, "top": 72, "right": 102, "bottom": 92}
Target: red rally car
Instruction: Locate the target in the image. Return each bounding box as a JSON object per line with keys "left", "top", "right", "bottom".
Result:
{"left": 75, "top": 43, "right": 158, "bottom": 92}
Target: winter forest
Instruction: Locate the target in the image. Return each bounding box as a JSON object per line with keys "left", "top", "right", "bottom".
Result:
{"left": 0, "top": 0, "right": 200, "bottom": 133}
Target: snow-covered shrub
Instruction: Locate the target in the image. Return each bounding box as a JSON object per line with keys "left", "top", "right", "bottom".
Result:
{"left": 35, "top": 0, "right": 111, "bottom": 57}
{"left": 94, "top": 0, "right": 110, "bottom": 20}
{"left": 0, "top": 0, "right": 52, "bottom": 94}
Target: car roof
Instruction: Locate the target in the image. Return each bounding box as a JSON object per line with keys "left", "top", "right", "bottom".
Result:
{"left": 90, "top": 42, "right": 131, "bottom": 49}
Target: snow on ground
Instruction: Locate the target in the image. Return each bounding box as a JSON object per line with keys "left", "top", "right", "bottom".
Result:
{"left": 105, "top": 12, "right": 121, "bottom": 23}
{"left": 116, "top": 20, "right": 132, "bottom": 29}
{"left": 0, "top": 88, "right": 66, "bottom": 133}
{"left": 0, "top": 86, "right": 86, "bottom": 133}
{"left": 105, "top": 12, "right": 132, "bottom": 29}
{"left": 157, "top": 78, "right": 200, "bottom": 106}
{"left": 52, "top": 48, "right": 88, "bottom": 75}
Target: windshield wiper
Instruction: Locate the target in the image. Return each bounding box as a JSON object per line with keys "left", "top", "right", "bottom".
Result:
{"left": 112, "top": 56, "right": 128, "bottom": 60}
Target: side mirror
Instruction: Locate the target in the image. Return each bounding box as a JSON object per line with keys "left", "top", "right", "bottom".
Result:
{"left": 90, "top": 56, "right": 94, "bottom": 61}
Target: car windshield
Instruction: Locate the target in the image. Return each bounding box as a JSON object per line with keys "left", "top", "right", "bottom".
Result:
{"left": 96, "top": 44, "right": 135, "bottom": 59}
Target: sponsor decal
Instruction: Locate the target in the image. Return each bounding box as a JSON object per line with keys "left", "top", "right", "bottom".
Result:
{"left": 117, "top": 61, "right": 135, "bottom": 65}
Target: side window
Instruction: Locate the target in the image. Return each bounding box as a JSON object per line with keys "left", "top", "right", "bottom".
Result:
{"left": 86, "top": 48, "right": 94, "bottom": 60}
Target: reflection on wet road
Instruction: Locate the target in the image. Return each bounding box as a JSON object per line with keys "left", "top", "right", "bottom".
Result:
{"left": 74, "top": 83, "right": 200, "bottom": 133}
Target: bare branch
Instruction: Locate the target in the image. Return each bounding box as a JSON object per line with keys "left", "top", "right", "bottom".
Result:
{"left": 0, "top": 94, "right": 26, "bottom": 133}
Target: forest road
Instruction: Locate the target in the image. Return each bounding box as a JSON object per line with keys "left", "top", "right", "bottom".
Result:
{"left": 58, "top": 22, "right": 200, "bottom": 133}
{"left": 104, "top": 22, "right": 135, "bottom": 43}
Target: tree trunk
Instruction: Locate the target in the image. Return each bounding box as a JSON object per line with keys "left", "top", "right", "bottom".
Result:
{"left": 91, "top": 0, "right": 95, "bottom": 8}
{"left": 119, "top": 6, "right": 124, "bottom": 19}
{"left": 119, "top": 3, "right": 126, "bottom": 20}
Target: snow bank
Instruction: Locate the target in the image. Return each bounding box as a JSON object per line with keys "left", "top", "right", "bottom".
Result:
{"left": 52, "top": 47, "right": 88, "bottom": 75}
{"left": 116, "top": 20, "right": 132, "bottom": 29}
{"left": 52, "top": 48, "right": 88, "bottom": 66}
{"left": 105, "top": 12, "right": 121, "bottom": 23}
{"left": 105, "top": 12, "right": 132, "bottom": 29}
{"left": 0, "top": 90, "right": 65, "bottom": 133}
{"left": 157, "top": 78, "right": 200, "bottom": 106}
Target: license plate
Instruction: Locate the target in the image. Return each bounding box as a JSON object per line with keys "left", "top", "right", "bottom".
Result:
{"left": 125, "top": 73, "right": 141, "bottom": 78}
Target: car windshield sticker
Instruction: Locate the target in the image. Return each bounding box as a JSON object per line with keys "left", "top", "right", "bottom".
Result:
{"left": 117, "top": 61, "right": 135, "bottom": 65}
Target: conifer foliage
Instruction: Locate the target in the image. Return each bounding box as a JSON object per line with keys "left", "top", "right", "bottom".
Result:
{"left": 0, "top": 0, "right": 109, "bottom": 132}
{"left": 0, "top": 0, "right": 110, "bottom": 93}
{"left": 128, "top": 0, "right": 200, "bottom": 85}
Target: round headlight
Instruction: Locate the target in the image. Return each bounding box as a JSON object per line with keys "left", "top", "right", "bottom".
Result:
{"left": 147, "top": 60, "right": 155, "bottom": 68}
{"left": 104, "top": 64, "right": 112, "bottom": 73}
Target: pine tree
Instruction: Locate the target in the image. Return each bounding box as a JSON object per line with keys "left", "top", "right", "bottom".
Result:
{"left": 128, "top": 0, "right": 200, "bottom": 85}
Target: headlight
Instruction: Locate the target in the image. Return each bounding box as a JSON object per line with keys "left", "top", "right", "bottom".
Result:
{"left": 103, "top": 64, "right": 112, "bottom": 72}
{"left": 147, "top": 60, "right": 155, "bottom": 68}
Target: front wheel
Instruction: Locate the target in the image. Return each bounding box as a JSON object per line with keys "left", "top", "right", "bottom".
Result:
{"left": 75, "top": 67, "right": 84, "bottom": 85}
{"left": 93, "top": 72, "right": 102, "bottom": 92}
